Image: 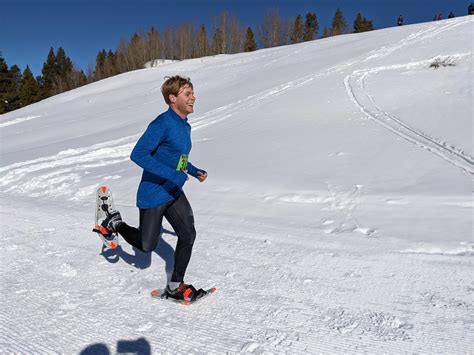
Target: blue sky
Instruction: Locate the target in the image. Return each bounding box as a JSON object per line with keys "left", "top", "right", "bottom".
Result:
{"left": 1, "top": 0, "right": 470, "bottom": 76}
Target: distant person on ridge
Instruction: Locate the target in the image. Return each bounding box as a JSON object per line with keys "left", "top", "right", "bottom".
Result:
{"left": 102, "top": 75, "right": 208, "bottom": 302}
{"left": 469, "top": 3, "right": 474, "bottom": 15}
{"left": 397, "top": 15, "right": 404, "bottom": 26}
{"left": 437, "top": 13, "right": 443, "bottom": 20}
{"left": 448, "top": 11, "right": 455, "bottom": 18}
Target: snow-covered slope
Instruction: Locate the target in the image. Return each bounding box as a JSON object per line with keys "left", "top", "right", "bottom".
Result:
{"left": 1, "top": 17, "right": 473, "bottom": 353}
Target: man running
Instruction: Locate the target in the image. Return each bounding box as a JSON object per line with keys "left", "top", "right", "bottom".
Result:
{"left": 103, "top": 75, "right": 207, "bottom": 301}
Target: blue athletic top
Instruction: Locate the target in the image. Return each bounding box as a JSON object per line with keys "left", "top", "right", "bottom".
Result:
{"left": 131, "top": 107, "right": 204, "bottom": 208}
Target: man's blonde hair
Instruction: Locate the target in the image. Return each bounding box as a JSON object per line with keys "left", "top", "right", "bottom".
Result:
{"left": 161, "top": 75, "right": 193, "bottom": 104}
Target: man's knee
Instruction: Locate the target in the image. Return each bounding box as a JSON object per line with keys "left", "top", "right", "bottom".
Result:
{"left": 140, "top": 239, "right": 159, "bottom": 252}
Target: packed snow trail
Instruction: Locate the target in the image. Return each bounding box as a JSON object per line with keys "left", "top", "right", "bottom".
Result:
{"left": 1, "top": 197, "right": 472, "bottom": 353}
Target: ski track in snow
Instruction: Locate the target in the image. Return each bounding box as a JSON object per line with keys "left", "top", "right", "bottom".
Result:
{"left": 0, "top": 135, "right": 137, "bottom": 200}
{"left": 400, "top": 243, "right": 474, "bottom": 256}
{"left": 363, "top": 19, "right": 471, "bottom": 62}
{"left": 0, "top": 115, "right": 42, "bottom": 128}
{"left": 342, "top": 17, "right": 474, "bottom": 175}
{"left": 344, "top": 54, "right": 474, "bottom": 175}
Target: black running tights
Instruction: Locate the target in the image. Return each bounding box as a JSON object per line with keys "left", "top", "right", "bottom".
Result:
{"left": 117, "top": 193, "right": 196, "bottom": 283}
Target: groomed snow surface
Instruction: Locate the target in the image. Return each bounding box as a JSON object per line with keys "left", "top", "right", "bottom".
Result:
{"left": 1, "top": 17, "right": 473, "bottom": 353}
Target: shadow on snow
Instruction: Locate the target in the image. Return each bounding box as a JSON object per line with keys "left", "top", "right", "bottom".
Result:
{"left": 100, "top": 227, "right": 176, "bottom": 283}
{"left": 81, "top": 337, "right": 151, "bottom": 355}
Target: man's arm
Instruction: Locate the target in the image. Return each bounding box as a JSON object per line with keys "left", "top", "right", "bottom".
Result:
{"left": 130, "top": 121, "right": 183, "bottom": 181}
{"left": 187, "top": 162, "right": 207, "bottom": 182}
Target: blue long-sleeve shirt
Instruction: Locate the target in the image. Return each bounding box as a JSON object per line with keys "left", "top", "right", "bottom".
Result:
{"left": 131, "top": 107, "right": 203, "bottom": 208}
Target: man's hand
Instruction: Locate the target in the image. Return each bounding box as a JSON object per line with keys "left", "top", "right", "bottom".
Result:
{"left": 197, "top": 170, "right": 208, "bottom": 182}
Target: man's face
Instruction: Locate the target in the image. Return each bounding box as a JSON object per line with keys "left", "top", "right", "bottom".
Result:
{"left": 170, "top": 84, "right": 195, "bottom": 118}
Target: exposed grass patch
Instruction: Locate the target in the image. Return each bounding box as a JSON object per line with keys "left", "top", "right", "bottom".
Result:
{"left": 429, "top": 56, "right": 456, "bottom": 69}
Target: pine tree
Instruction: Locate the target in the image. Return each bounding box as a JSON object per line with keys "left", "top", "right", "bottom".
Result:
{"left": 354, "top": 13, "right": 364, "bottom": 33}
{"left": 331, "top": 8, "right": 348, "bottom": 36}
{"left": 106, "top": 50, "right": 117, "bottom": 76}
{"left": 68, "top": 68, "right": 88, "bottom": 89}
{"left": 95, "top": 50, "right": 107, "bottom": 81}
{"left": 321, "top": 27, "right": 331, "bottom": 38}
{"left": 36, "top": 75, "right": 44, "bottom": 92}
{"left": 291, "top": 15, "right": 304, "bottom": 44}
{"left": 55, "top": 47, "right": 74, "bottom": 93}
{"left": 19, "top": 65, "right": 40, "bottom": 106}
{"left": 7, "top": 65, "right": 21, "bottom": 111}
{"left": 363, "top": 18, "right": 374, "bottom": 32}
{"left": 56, "top": 48, "right": 73, "bottom": 75}
{"left": 354, "top": 13, "right": 374, "bottom": 33}
{"left": 303, "top": 12, "right": 319, "bottom": 41}
{"left": 0, "top": 55, "right": 23, "bottom": 113}
{"left": 363, "top": 19, "right": 374, "bottom": 32}
{"left": 244, "top": 27, "right": 257, "bottom": 52}
{"left": 9, "top": 65, "right": 21, "bottom": 89}
{"left": 114, "top": 49, "right": 126, "bottom": 75}
{"left": 79, "top": 70, "right": 87, "bottom": 84}
{"left": 40, "top": 47, "right": 58, "bottom": 98}
{"left": 0, "top": 53, "right": 11, "bottom": 114}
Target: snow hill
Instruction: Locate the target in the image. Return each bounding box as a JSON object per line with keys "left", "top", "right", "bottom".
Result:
{"left": 1, "top": 17, "right": 473, "bottom": 353}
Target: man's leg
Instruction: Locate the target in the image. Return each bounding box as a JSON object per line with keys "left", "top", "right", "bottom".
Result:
{"left": 164, "top": 193, "right": 196, "bottom": 283}
{"left": 117, "top": 201, "right": 172, "bottom": 252}
{"left": 116, "top": 221, "right": 142, "bottom": 250}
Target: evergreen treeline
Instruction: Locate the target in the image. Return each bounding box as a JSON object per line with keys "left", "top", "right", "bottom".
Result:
{"left": 1, "top": 8, "right": 373, "bottom": 114}
{"left": 1, "top": 48, "right": 87, "bottom": 114}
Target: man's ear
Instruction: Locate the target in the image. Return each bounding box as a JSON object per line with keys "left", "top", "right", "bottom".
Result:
{"left": 169, "top": 94, "right": 176, "bottom": 103}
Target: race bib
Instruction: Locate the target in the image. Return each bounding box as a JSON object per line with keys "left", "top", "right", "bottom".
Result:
{"left": 176, "top": 154, "right": 189, "bottom": 171}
